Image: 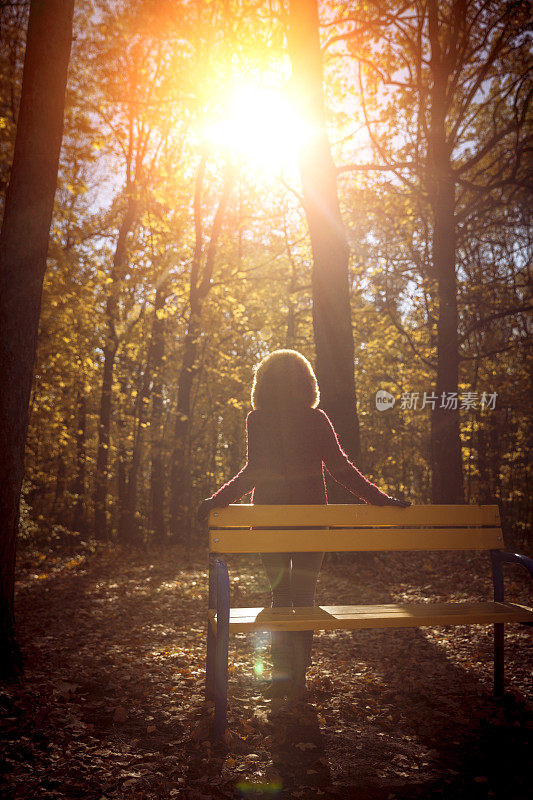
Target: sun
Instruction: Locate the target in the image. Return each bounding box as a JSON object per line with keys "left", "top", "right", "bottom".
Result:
{"left": 203, "top": 82, "right": 313, "bottom": 175}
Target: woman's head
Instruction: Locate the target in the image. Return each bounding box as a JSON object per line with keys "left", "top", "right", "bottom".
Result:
{"left": 251, "top": 349, "right": 320, "bottom": 410}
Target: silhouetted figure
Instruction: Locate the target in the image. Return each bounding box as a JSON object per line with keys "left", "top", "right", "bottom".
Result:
{"left": 198, "top": 349, "right": 409, "bottom": 699}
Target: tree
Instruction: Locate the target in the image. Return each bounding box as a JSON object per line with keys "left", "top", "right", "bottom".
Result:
{"left": 0, "top": 0, "right": 75, "bottom": 678}
{"left": 3, "top": 0, "right": 528, "bottom": 562}
{"left": 287, "top": 0, "right": 364, "bottom": 488}
{"left": 89, "top": 8, "right": 178, "bottom": 540}
{"left": 0, "top": 3, "right": 28, "bottom": 209}
{"left": 169, "top": 157, "right": 234, "bottom": 542}
{"left": 332, "top": 0, "right": 531, "bottom": 501}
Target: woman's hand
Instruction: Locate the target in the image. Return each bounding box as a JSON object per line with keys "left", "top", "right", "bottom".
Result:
{"left": 197, "top": 498, "right": 215, "bottom": 522}
{"left": 383, "top": 495, "right": 411, "bottom": 508}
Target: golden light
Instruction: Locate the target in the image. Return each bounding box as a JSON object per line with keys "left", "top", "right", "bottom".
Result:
{"left": 203, "top": 82, "right": 313, "bottom": 175}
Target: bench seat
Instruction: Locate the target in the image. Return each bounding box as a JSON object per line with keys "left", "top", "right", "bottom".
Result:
{"left": 209, "top": 601, "right": 533, "bottom": 632}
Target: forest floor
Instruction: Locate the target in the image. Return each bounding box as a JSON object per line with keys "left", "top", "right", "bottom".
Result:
{"left": 1, "top": 542, "right": 532, "bottom": 800}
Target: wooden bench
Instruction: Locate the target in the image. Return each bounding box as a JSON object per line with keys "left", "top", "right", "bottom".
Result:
{"left": 205, "top": 504, "right": 533, "bottom": 738}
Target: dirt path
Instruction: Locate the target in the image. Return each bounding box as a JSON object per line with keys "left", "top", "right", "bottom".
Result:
{"left": 1, "top": 545, "right": 532, "bottom": 799}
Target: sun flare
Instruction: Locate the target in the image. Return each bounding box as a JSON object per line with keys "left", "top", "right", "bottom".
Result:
{"left": 203, "top": 83, "right": 312, "bottom": 174}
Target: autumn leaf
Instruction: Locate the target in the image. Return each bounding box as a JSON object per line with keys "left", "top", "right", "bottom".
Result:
{"left": 113, "top": 707, "right": 128, "bottom": 723}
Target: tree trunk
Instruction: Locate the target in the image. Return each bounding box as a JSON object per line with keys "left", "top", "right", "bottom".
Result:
{"left": 0, "top": 0, "right": 74, "bottom": 679}
{"left": 121, "top": 350, "right": 152, "bottom": 546}
{"left": 72, "top": 391, "right": 86, "bottom": 534}
{"left": 287, "top": 0, "right": 362, "bottom": 487}
{"left": 93, "top": 196, "right": 138, "bottom": 539}
{"left": 149, "top": 287, "right": 167, "bottom": 545}
{"left": 93, "top": 335, "right": 117, "bottom": 539}
{"left": 122, "top": 280, "right": 170, "bottom": 546}
{"left": 116, "top": 420, "right": 128, "bottom": 538}
{"left": 476, "top": 418, "right": 492, "bottom": 504}
{"left": 150, "top": 385, "right": 165, "bottom": 545}
{"left": 169, "top": 161, "right": 233, "bottom": 541}
{"left": 169, "top": 310, "right": 201, "bottom": 540}
{"left": 52, "top": 452, "right": 66, "bottom": 522}
{"left": 427, "top": 4, "right": 464, "bottom": 503}
{"left": 429, "top": 170, "right": 464, "bottom": 502}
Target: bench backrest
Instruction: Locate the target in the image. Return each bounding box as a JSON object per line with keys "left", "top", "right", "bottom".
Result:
{"left": 209, "top": 504, "right": 503, "bottom": 553}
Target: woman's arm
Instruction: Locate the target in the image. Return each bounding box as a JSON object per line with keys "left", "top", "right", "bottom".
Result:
{"left": 317, "top": 410, "right": 408, "bottom": 506}
{"left": 197, "top": 411, "right": 267, "bottom": 519}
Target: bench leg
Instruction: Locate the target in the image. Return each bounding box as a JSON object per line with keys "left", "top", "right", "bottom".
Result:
{"left": 205, "top": 558, "right": 216, "bottom": 701}
{"left": 494, "top": 622, "right": 504, "bottom": 696}
{"left": 490, "top": 552, "right": 505, "bottom": 697}
{"left": 214, "top": 558, "right": 230, "bottom": 739}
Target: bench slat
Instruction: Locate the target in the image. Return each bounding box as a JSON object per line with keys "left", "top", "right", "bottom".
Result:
{"left": 209, "top": 504, "right": 500, "bottom": 528}
{"left": 208, "top": 602, "right": 533, "bottom": 632}
{"left": 209, "top": 527, "right": 503, "bottom": 553}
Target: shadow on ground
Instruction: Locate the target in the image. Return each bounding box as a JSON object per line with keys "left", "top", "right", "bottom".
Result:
{"left": 1, "top": 546, "right": 530, "bottom": 799}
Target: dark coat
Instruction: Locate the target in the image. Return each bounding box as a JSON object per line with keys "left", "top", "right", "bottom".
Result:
{"left": 208, "top": 406, "right": 390, "bottom": 506}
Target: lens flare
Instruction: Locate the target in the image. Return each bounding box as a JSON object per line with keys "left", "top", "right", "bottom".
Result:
{"left": 203, "top": 83, "right": 313, "bottom": 175}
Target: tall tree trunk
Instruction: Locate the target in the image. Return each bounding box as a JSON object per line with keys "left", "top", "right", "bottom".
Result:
{"left": 429, "top": 171, "right": 463, "bottom": 502}
{"left": 427, "top": 1, "right": 464, "bottom": 503}
{"left": 93, "top": 196, "right": 138, "bottom": 539}
{"left": 123, "top": 275, "right": 171, "bottom": 546}
{"left": 287, "top": 0, "right": 362, "bottom": 485}
{"left": 93, "top": 332, "right": 117, "bottom": 539}
{"left": 169, "top": 162, "right": 233, "bottom": 541}
{"left": 121, "top": 348, "right": 152, "bottom": 545}
{"left": 116, "top": 374, "right": 133, "bottom": 538}
{"left": 169, "top": 311, "right": 201, "bottom": 540}
{"left": 116, "top": 428, "right": 128, "bottom": 537}
{"left": 476, "top": 418, "right": 492, "bottom": 504}
{"left": 0, "top": 0, "right": 74, "bottom": 678}
{"left": 283, "top": 213, "right": 299, "bottom": 348}
{"left": 150, "top": 287, "right": 166, "bottom": 545}
{"left": 52, "top": 452, "right": 66, "bottom": 522}
{"left": 72, "top": 390, "right": 86, "bottom": 534}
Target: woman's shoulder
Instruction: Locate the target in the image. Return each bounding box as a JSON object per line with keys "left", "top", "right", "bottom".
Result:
{"left": 247, "top": 406, "right": 325, "bottom": 424}
{"left": 246, "top": 408, "right": 263, "bottom": 427}
{"left": 297, "top": 406, "right": 329, "bottom": 430}
{"left": 309, "top": 407, "right": 336, "bottom": 435}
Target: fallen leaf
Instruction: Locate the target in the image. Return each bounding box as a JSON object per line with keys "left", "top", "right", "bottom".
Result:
{"left": 113, "top": 707, "right": 128, "bottom": 723}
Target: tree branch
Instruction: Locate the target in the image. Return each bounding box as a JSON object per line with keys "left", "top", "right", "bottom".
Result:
{"left": 459, "top": 305, "right": 533, "bottom": 345}
{"left": 337, "top": 162, "right": 416, "bottom": 174}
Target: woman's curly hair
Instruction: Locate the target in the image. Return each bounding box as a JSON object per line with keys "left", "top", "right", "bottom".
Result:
{"left": 251, "top": 349, "right": 320, "bottom": 410}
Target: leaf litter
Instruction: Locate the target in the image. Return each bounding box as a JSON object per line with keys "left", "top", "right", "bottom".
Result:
{"left": 1, "top": 545, "right": 531, "bottom": 799}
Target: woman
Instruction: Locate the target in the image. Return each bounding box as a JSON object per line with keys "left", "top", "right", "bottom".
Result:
{"left": 198, "top": 349, "right": 410, "bottom": 700}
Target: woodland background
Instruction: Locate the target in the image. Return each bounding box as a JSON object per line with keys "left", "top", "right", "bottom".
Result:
{"left": 0, "top": 0, "right": 531, "bottom": 551}
{"left": 0, "top": 2, "right": 532, "bottom": 797}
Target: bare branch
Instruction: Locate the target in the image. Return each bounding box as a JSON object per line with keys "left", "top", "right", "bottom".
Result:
{"left": 458, "top": 305, "right": 533, "bottom": 345}
{"left": 337, "top": 162, "right": 416, "bottom": 174}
